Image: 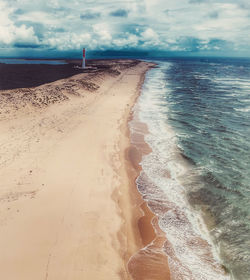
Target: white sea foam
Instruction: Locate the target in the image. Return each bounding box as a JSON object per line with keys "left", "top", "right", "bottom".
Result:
{"left": 131, "top": 62, "right": 231, "bottom": 279}
{"left": 234, "top": 106, "right": 250, "bottom": 112}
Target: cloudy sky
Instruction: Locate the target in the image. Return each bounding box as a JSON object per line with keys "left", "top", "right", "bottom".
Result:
{"left": 0, "top": 0, "right": 250, "bottom": 57}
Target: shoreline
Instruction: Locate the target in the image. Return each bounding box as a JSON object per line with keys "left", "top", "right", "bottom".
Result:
{"left": 0, "top": 59, "right": 156, "bottom": 279}
{"left": 125, "top": 100, "right": 171, "bottom": 280}
{"left": 110, "top": 61, "right": 170, "bottom": 279}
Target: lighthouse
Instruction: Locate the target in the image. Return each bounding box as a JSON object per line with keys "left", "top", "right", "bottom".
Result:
{"left": 82, "top": 48, "right": 86, "bottom": 69}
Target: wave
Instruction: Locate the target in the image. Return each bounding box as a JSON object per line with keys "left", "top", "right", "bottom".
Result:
{"left": 130, "top": 62, "right": 231, "bottom": 279}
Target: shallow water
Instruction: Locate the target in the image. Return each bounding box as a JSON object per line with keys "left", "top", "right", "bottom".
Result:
{"left": 0, "top": 58, "right": 67, "bottom": 65}
{"left": 132, "top": 57, "right": 250, "bottom": 279}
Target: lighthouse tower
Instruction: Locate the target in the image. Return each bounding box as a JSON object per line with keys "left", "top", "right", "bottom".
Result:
{"left": 82, "top": 48, "right": 86, "bottom": 69}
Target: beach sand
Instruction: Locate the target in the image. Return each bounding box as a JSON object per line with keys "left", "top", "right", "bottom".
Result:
{"left": 0, "top": 59, "right": 169, "bottom": 279}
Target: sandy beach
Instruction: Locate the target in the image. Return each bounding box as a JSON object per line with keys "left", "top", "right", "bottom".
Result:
{"left": 0, "top": 59, "right": 165, "bottom": 279}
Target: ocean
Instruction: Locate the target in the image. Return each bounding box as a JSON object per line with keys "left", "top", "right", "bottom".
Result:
{"left": 130, "top": 57, "right": 250, "bottom": 280}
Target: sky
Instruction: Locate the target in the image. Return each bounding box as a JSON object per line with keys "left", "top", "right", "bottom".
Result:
{"left": 0, "top": 0, "right": 250, "bottom": 58}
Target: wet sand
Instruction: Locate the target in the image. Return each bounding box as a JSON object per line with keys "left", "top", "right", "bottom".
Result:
{"left": 126, "top": 113, "right": 171, "bottom": 280}
{"left": 0, "top": 59, "right": 167, "bottom": 279}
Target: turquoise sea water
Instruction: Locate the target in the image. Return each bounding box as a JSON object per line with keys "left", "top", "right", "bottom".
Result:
{"left": 134, "top": 58, "right": 250, "bottom": 279}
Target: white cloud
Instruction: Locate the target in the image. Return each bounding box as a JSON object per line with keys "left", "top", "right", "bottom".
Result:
{"left": 113, "top": 34, "right": 139, "bottom": 48}
{"left": 0, "top": 1, "right": 38, "bottom": 46}
{"left": 193, "top": 3, "right": 250, "bottom": 42}
{"left": 47, "top": 0, "right": 60, "bottom": 9}
{"left": 141, "top": 28, "right": 158, "bottom": 41}
{"left": 14, "top": 24, "right": 38, "bottom": 44}
{"left": 17, "top": 11, "right": 58, "bottom": 25}
{"left": 46, "top": 32, "right": 91, "bottom": 50}
{"left": 93, "top": 23, "right": 112, "bottom": 42}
